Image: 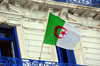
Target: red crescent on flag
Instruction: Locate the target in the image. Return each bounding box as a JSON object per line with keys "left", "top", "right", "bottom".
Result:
{"left": 54, "top": 26, "right": 67, "bottom": 39}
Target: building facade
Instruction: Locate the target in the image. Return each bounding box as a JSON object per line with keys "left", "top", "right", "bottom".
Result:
{"left": 0, "top": 0, "right": 100, "bottom": 66}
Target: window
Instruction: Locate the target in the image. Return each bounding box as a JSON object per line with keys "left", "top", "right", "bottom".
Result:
{"left": 0, "top": 41, "right": 13, "bottom": 57}
{"left": 0, "top": 27, "right": 21, "bottom": 59}
{"left": 56, "top": 46, "right": 76, "bottom": 64}
{"left": 0, "top": 31, "right": 10, "bottom": 38}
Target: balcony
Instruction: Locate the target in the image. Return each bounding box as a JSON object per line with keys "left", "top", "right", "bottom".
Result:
{"left": 0, "top": 56, "right": 85, "bottom": 66}
{"left": 53, "top": 0, "right": 100, "bottom": 8}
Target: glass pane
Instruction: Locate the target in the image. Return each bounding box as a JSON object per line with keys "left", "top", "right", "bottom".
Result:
{"left": 0, "top": 31, "right": 10, "bottom": 38}
{"left": 0, "top": 41, "right": 13, "bottom": 57}
{"left": 0, "top": 33, "right": 5, "bottom": 38}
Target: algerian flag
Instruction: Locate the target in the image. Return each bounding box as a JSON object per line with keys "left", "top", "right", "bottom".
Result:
{"left": 44, "top": 13, "right": 81, "bottom": 50}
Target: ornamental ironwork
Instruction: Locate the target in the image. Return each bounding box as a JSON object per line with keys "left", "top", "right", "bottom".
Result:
{"left": 0, "top": 56, "right": 85, "bottom": 66}
{"left": 54, "top": 0, "right": 100, "bottom": 7}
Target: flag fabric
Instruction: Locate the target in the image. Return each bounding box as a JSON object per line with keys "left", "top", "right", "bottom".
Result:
{"left": 44, "top": 13, "right": 81, "bottom": 50}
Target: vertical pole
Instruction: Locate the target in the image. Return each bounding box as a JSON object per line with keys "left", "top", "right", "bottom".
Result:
{"left": 39, "top": 8, "right": 51, "bottom": 59}
{"left": 79, "top": 39, "right": 86, "bottom": 65}
{"left": 78, "top": 28, "right": 86, "bottom": 65}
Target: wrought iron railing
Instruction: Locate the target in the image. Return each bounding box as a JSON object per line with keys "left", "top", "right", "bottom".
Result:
{"left": 53, "top": 0, "right": 100, "bottom": 8}
{"left": 0, "top": 56, "right": 86, "bottom": 66}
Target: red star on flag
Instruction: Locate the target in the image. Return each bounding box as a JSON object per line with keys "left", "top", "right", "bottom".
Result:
{"left": 60, "top": 31, "right": 67, "bottom": 36}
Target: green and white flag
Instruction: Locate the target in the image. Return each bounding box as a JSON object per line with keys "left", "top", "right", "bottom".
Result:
{"left": 44, "top": 13, "right": 81, "bottom": 50}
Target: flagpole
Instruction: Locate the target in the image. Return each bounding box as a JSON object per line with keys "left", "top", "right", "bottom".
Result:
{"left": 79, "top": 39, "right": 86, "bottom": 65}
{"left": 78, "top": 28, "right": 86, "bottom": 65}
{"left": 39, "top": 8, "right": 51, "bottom": 59}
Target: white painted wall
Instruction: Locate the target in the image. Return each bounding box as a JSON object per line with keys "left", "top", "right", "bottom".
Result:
{"left": 22, "top": 20, "right": 56, "bottom": 61}
{"left": 0, "top": 1, "right": 100, "bottom": 66}
{"left": 67, "top": 14, "right": 100, "bottom": 66}
{"left": 0, "top": 3, "right": 58, "bottom": 62}
{"left": 21, "top": 9, "right": 58, "bottom": 61}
